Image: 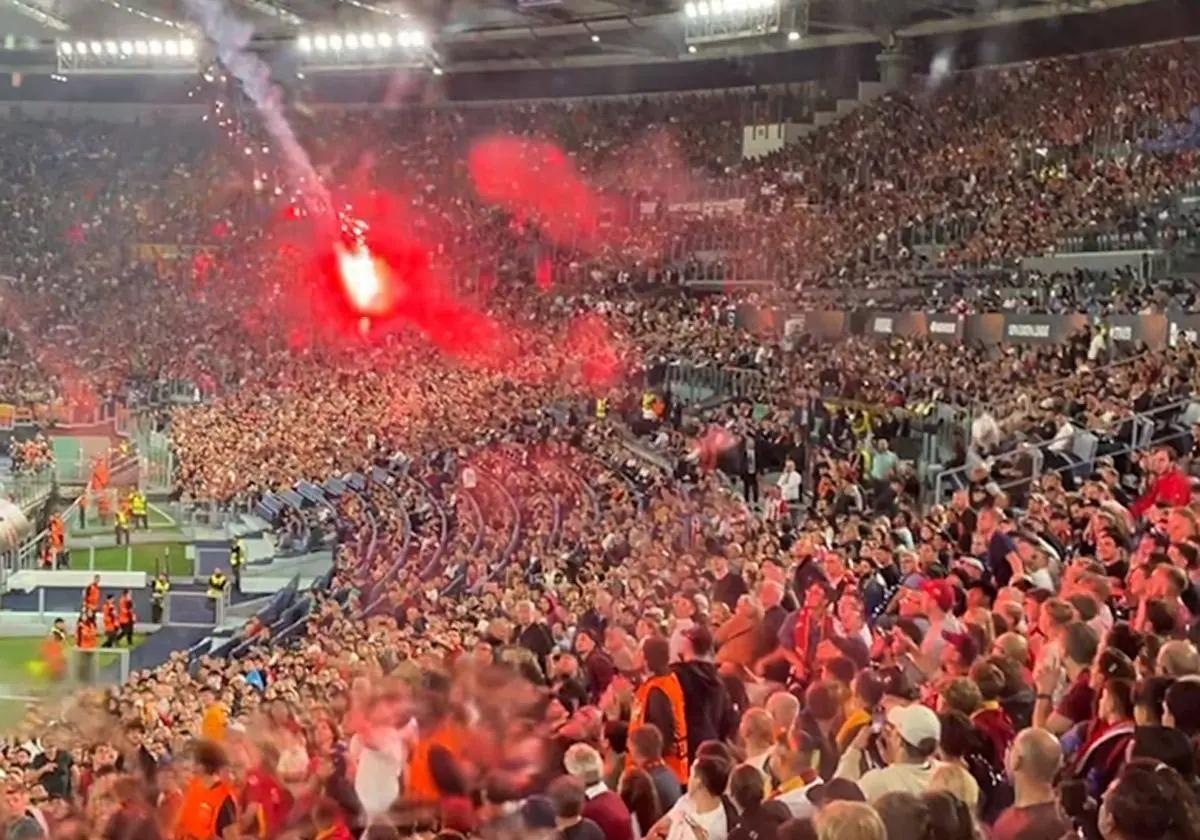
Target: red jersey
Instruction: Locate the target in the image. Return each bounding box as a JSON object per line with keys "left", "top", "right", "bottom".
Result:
{"left": 243, "top": 768, "right": 292, "bottom": 838}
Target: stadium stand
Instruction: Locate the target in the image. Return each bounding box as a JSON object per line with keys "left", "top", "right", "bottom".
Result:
{"left": 4, "top": 5, "right": 1200, "bottom": 840}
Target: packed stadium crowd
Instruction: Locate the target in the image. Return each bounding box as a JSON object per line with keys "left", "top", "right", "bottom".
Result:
{"left": 4, "top": 28, "right": 1200, "bottom": 840}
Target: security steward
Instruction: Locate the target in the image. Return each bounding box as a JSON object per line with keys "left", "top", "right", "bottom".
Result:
{"left": 151, "top": 572, "right": 171, "bottom": 624}
{"left": 206, "top": 568, "right": 229, "bottom": 622}
{"left": 102, "top": 594, "right": 120, "bottom": 648}
{"left": 114, "top": 506, "right": 131, "bottom": 546}
{"left": 630, "top": 636, "right": 689, "bottom": 784}
{"left": 229, "top": 539, "right": 245, "bottom": 594}
{"left": 130, "top": 489, "right": 148, "bottom": 530}
{"left": 117, "top": 588, "right": 136, "bottom": 646}
{"left": 84, "top": 575, "right": 101, "bottom": 613}
{"left": 41, "top": 618, "right": 67, "bottom": 681}
{"left": 175, "top": 740, "right": 238, "bottom": 840}
{"left": 75, "top": 608, "right": 99, "bottom": 681}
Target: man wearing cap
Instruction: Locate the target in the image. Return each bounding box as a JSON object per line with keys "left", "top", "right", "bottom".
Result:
{"left": 895, "top": 579, "right": 962, "bottom": 678}
{"left": 834, "top": 704, "right": 942, "bottom": 802}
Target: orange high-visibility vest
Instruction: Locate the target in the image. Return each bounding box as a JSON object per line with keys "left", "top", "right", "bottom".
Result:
{"left": 119, "top": 595, "right": 134, "bottom": 625}
{"left": 406, "top": 721, "right": 469, "bottom": 801}
{"left": 41, "top": 634, "right": 65, "bottom": 678}
{"left": 103, "top": 602, "right": 118, "bottom": 634}
{"left": 631, "top": 672, "right": 690, "bottom": 783}
{"left": 77, "top": 621, "right": 98, "bottom": 650}
{"left": 175, "top": 777, "right": 237, "bottom": 840}
{"left": 85, "top": 583, "right": 101, "bottom": 611}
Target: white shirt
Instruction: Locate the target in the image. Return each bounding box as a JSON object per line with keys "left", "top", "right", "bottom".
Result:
{"left": 773, "top": 778, "right": 822, "bottom": 820}
{"left": 665, "top": 794, "right": 728, "bottom": 840}
{"left": 669, "top": 618, "right": 696, "bottom": 662}
{"left": 461, "top": 466, "right": 477, "bottom": 490}
{"left": 350, "top": 726, "right": 408, "bottom": 818}
{"left": 777, "top": 470, "right": 802, "bottom": 502}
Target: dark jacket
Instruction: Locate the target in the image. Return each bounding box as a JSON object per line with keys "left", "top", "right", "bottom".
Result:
{"left": 673, "top": 660, "right": 737, "bottom": 761}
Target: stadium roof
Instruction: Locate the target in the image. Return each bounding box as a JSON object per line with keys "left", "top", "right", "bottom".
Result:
{"left": 0, "top": 0, "right": 1169, "bottom": 70}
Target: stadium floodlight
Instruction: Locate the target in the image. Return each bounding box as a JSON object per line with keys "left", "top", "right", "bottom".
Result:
{"left": 345, "top": 33, "right": 359, "bottom": 49}
{"left": 135, "top": 40, "right": 148, "bottom": 55}
{"left": 164, "top": 39, "right": 179, "bottom": 56}
{"left": 787, "top": 29, "right": 799, "bottom": 40}
{"left": 376, "top": 32, "right": 392, "bottom": 47}
{"left": 119, "top": 40, "right": 132, "bottom": 55}
{"left": 313, "top": 34, "right": 327, "bottom": 51}
{"left": 74, "top": 40, "right": 86, "bottom": 54}
{"left": 59, "top": 40, "right": 71, "bottom": 55}
{"left": 697, "top": 1, "right": 710, "bottom": 15}
{"left": 298, "top": 34, "right": 311, "bottom": 52}
{"left": 103, "top": 40, "right": 117, "bottom": 55}
{"left": 148, "top": 39, "right": 163, "bottom": 55}
{"left": 711, "top": 0, "right": 724, "bottom": 14}
{"left": 410, "top": 30, "right": 425, "bottom": 46}
{"left": 328, "top": 33, "right": 343, "bottom": 50}
{"left": 684, "top": 1, "right": 697, "bottom": 17}
{"left": 180, "top": 39, "right": 195, "bottom": 56}
{"left": 360, "top": 32, "right": 375, "bottom": 48}
{"left": 88, "top": 41, "right": 102, "bottom": 55}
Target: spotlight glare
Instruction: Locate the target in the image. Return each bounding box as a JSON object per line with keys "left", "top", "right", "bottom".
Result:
{"left": 787, "top": 29, "right": 800, "bottom": 41}
{"left": 103, "top": 40, "right": 117, "bottom": 55}
{"left": 180, "top": 39, "right": 195, "bottom": 57}
{"left": 432, "top": 65, "right": 443, "bottom": 76}
{"left": 409, "top": 30, "right": 425, "bottom": 46}
{"left": 377, "top": 32, "right": 392, "bottom": 47}
{"left": 148, "top": 39, "right": 163, "bottom": 55}
{"left": 89, "top": 41, "right": 102, "bottom": 55}
{"left": 328, "top": 33, "right": 343, "bottom": 50}
{"left": 164, "top": 39, "right": 179, "bottom": 56}
{"left": 298, "top": 34, "right": 311, "bottom": 52}
{"left": 74, "top": 41, "right": 86, "bottom": 54}
{"left": 345, "top": 33, "right": 359, "bottom": 49}
{"left": 119, "top": 40, "right": 132, "bottom": 55}
{"left": 396, "top": 30, "right": 410, "bottom": 47}
{"left": 590, "top": 33, "right": 599, "bottom": 42}
{"left": 687, "top": 44, "right": 697, "bottom": 53}
{"left": 697, "top": 1, "right": 710, "bottom": 15}
{"left": 313, "top": 34, "right": 327, "bottom": 51}
{"left": 134, "top": 40, "right": 148, "bottom": 55}
{"left": 59, "top": 41, "right": 72, "bottom": 55}
{"left": 361, "top": 32, "right": 375, "bottom": 48}
{"left": 684, "top": 1, "right": 697, "bottom": 16}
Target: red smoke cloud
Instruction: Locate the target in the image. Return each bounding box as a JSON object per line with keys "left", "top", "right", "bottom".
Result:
{"left": 468, "top": 134, "right": 604, "bottom": 247}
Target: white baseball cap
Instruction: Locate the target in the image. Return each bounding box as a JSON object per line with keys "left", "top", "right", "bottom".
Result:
{"left": 887, "top": 703, "right": 941, "bottom": 747}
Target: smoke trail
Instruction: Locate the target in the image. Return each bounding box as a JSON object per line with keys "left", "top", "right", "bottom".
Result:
{"left": 184, "top": 0, "right": 333, "bottom": 225}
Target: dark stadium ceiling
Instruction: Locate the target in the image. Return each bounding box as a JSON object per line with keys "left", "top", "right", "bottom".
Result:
{"left": 0, "top": 0, "right": 1158, "bottom": 67}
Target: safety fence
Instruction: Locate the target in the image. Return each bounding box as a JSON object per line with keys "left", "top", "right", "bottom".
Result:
{"left": 725, "top": 306, "right": 1200, "bottom": 351}
{"left": 927, "top": 398, "right": 1200, "bottom": 508}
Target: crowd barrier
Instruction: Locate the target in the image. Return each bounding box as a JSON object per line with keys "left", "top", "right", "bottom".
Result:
{"left": 726, "top": 307, "right": 1200, "bottom": 349}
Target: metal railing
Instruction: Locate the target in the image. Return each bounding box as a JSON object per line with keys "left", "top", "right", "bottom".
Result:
{"left": 929, "top": 398, "right": 1196, "bottom": 506}
{"left": 652, "top": 363, "right": 766, "bottom": 406}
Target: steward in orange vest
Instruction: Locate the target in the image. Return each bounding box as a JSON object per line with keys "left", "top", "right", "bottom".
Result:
{"left": 117, "top": 589, "right": 136, "bottom": 646}
{"left": 405, "top": 715, "right": 471, "bottom": 802}
{"left": 630, "top": 637, "right": 689, "bottom": 783}
{"left": 102, "top": 596, "right": 119, "bottom": 647}
{"left": 41, "top": 619, "right": 67, "bottom": 680}
{"left": 76, "top": 612, "right": 98, "bottom": 649}
{"left": 175, "top": 740, "right": 239, "bottom": 840}
{"left": 84, "top": 577, "right": 101, "bottom": 612}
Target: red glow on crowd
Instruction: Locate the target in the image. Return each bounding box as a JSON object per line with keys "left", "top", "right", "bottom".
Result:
{"left": 468, "top": 134, "right": 604, "bottom": 246}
